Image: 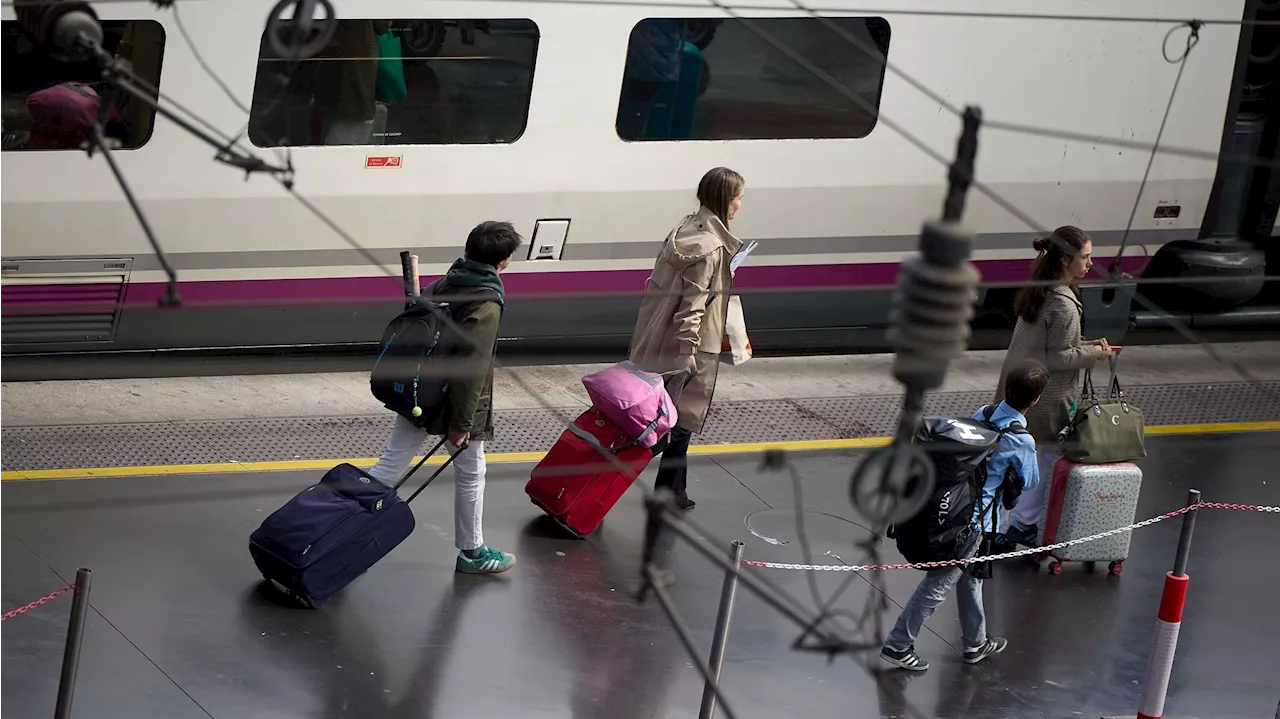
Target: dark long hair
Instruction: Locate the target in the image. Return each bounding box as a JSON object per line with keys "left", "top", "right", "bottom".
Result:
{"left": 1012, "top": 225, "right": 1090, "bottom": 323}
{"left": 696, "top": 167, "right": 745, "bottom": 227}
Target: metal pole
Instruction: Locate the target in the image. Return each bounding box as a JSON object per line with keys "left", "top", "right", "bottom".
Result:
{"left": 645, "top": 565, "right": 739, "bottom": 719}
{"left": 1171, "top": 488, "right": 1200, "bottom": 578}
{"left": 699, "top": 541, "right": 745, "bottom": 719}
{"left": 54, "top": 568, "right": 92, "bottom": 719}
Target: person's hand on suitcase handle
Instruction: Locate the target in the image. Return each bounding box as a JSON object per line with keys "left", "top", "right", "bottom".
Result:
{"left": 660, "top": 366, "right": 697, "bottom": 404}
{"left": 447, "top": 429, "right": 470, "bottom": 450}
{"left": 1086, "top": 338, "right": 1119, "bottom": 358}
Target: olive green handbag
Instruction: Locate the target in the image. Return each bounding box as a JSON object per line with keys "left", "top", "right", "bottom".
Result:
{"left": 1058, "top": 356, "right": 1147, "bottom": 463}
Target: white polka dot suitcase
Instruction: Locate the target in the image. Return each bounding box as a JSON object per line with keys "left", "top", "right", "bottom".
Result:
{"left": 1038, "top": 457, "right": 1143, "bottom": 575}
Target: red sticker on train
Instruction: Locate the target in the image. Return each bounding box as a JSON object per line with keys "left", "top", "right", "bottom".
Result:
{"left": 365, "top": 156, "right": 403, "bottom": 169}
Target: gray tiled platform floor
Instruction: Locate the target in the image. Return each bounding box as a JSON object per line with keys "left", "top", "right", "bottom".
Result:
{"left": 4, "top": 381, "right": 1279, "bottom": 471}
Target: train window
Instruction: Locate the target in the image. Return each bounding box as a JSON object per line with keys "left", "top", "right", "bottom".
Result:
{"left": 248, "top": 19, "right": 539, "bottom": 147}
{"left": 616, "top": 17, "right": 890, "bottom": 141}
{"left": 1, "top": 20, "right": 166, "bottom": 152}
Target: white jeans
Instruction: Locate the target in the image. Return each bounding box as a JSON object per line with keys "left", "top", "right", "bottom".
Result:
{"left": 1011, "top": 447, "right": 1062, "bottom": 529}
{"left": 366, "top": 414, "right": 486, "bottom": 551}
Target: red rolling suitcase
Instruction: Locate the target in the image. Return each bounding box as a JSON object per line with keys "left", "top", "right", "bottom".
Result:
{"left": 525, "top": 408, "right": 655, "bottom": 538}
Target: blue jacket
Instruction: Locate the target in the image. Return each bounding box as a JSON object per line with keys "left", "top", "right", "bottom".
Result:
{"left": 971, "top": 402, "right": 1039, "bottom": 532}
{"left": 625, "top": 20, "right": 682, "bottom": 83}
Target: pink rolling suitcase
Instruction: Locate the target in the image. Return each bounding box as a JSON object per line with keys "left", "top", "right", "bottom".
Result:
{"left": 1038, "top": 457, "right": 1142, "bottom": 576}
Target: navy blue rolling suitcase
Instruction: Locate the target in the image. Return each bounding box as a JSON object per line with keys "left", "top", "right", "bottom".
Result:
{"left": 249, "top": 437, "right": 458, "bottom": 608}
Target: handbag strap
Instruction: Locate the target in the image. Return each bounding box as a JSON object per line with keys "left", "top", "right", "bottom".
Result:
{"left": 1106, "top": 354, "right": 1133, "bottom": 414}
{"left": 1079, "top": 365, "right": 1100, "bottom": 413}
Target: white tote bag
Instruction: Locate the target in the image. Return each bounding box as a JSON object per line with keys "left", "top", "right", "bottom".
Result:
{"left": 721, "top": 295, "right": 753, "bottom": 365}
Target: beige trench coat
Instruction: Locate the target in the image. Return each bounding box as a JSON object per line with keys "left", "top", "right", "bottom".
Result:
{"left": 628, "top": 206, "right": 743, "bottom": 434}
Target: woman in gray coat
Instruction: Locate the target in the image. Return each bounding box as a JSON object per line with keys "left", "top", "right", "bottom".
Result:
{"left": 993, "top": 226, "right": 1113, "bottom": 546}
{"left": 628, "top": 167, "right": 745, "bottom": 509}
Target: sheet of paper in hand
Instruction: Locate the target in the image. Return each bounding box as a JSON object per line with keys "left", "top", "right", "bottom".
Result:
{"left": 730, "top": 240, "right": 759, "bottom": 274}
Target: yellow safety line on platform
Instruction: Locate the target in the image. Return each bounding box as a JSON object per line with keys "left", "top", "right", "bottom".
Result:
{"left": 3, "top": 420, "right": 1278, "bottom": 482}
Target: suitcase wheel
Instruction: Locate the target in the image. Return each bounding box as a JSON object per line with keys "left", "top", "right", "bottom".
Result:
{"left": 1108, "top": 560, "right": 1124, "bottom": 576}
{"left": 528, "top": 497, "right": 587, "bottom": 540}
{"left": 1048, "top": 561, "right": 1064, "bottom": 575}
{"left": 259, "top": 578, "right": 319, "bottom": 609}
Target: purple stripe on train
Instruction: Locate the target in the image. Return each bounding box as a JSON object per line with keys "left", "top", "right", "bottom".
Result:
{"left": 4, "top": 257, "right": 1148, "bottom": 312}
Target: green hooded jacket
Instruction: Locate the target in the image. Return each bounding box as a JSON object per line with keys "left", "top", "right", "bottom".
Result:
{"left": 430, "top": 258, "right": 505, "bottom": 441}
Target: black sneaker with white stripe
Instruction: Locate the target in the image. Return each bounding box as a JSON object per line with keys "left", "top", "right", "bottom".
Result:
{"left": 963, "top": 636, "right": 1008, "bottom": 664}
{"left": 880, "top": 645, "right": 929, "bottom": 671}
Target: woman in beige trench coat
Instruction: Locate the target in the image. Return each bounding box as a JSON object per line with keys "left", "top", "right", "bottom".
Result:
{"left": 628, "top": 167, "right": 745, "bottom": 509}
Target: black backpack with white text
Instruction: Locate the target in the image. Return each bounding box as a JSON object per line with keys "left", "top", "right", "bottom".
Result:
{"left": 890, "top": 405, "right": 1027, "bottom": 566}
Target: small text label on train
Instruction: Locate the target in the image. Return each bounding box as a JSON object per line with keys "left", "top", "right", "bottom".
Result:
{"left": 366, "top": 156, "right": 403, "bottom": 169}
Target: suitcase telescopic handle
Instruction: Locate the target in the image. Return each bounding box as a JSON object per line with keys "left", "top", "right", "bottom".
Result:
{"left": 661, "top": 368, "right": 696, "bottom": 404}
{"left": 393, "top": 437, "right": 469, "bottom": 505}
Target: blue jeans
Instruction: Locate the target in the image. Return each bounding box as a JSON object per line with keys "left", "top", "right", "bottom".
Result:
{"left": 885, "top": 530, "right": 986, "bottom": 652}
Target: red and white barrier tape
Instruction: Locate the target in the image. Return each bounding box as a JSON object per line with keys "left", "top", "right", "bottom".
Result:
{"left": 1, "top": 584, "right": 74, "bottom": 622}
{"left": 741, "top": 501, "right": 1279, "bottom": 572}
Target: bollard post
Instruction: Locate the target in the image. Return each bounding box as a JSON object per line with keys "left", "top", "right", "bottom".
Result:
{"left": 1170, "top": 489, "right": 1200, "bottom": 579}
{"left": 54, "top": 568, "right": 93, "bottom": 719}
{"left": 699, "top": 541, "right": 745, "bottom": 719}
{"left": 1134, "top": 489, "right": 1200, "bottom": 719}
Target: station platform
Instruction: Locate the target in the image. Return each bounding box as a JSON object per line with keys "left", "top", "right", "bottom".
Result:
{"left": 4, "top": 344, "right": 1280, "bottom": 719}
{"left": 4, "top": 342, "right": 1280, "bottom": 478}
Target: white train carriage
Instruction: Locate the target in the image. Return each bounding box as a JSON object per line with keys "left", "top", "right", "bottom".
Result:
{"left": 1, "top": 0, "right": 1275, "bottom": 355}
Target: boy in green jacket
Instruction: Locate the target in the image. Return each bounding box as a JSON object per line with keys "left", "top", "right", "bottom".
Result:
{"left": 368, "top": 220, "right": 523, "bottom": 574}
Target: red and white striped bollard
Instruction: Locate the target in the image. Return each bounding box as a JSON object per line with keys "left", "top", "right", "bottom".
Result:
{"left": 1135, "top": 488, "right": 1199, "bottom": 719}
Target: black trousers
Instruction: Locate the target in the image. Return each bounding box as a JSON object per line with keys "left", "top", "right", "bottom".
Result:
{"left": 653, "top": 426, "right": 693, "bottom": 499}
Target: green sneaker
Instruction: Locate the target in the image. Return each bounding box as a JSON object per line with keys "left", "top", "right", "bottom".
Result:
{"left": 456, "top": 545, "right": 516, "bottom": 574}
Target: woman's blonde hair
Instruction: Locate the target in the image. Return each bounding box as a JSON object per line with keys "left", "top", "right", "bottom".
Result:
{"left": 696, "top": 167, "right": 745, "bottom": 226}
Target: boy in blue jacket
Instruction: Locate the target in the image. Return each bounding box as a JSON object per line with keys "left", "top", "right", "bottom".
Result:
{"left": 881, "top": 360, "right": 1050, "bottom": 670}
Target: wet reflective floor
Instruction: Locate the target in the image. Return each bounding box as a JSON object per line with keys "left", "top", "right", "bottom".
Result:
{"left": 3, "top": 432, "right": 1279, "bottom": 719}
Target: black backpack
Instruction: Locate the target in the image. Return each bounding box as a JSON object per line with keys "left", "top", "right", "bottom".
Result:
{"left": 889, "top": 405, "right": 1027, "bottom": 566}
{"left": 369, "top": 280, "right": 500, "bottom": 430}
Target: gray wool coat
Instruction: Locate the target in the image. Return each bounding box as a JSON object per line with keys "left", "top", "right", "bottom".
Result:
{"left": 993, "top": 286, "right": 1104, "bottom": 443}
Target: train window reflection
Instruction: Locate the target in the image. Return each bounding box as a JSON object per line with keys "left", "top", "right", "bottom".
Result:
{"left": 616, "top": 17, "right": 890, "bottom": 141}
{"left": 248, "top": 19, "right": 539, "bottom": 147}
{"left": 1, "top": 20, "right": 166, "bottom": 152}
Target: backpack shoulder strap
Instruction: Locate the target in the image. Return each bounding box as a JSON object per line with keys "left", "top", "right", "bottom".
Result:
{"left": 983, "top": 404, "right": 1029, "bottom": 436}
{"left": 1001, "top": 421, "right": 1029, "bottom": 436}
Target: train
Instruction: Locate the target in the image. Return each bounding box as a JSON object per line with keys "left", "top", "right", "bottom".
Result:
{"left": 2, "top": 0, "right": 1277, "bottom": 358}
